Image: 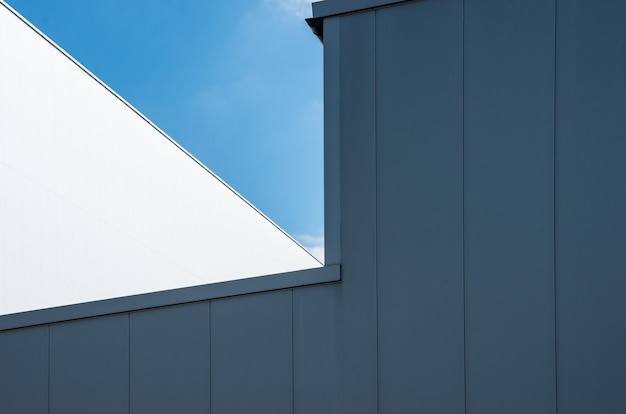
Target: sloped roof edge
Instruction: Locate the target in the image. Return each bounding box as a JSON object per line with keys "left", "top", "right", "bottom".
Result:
{"left": 0, "top": 0, "right": 320, "bottom": 264}
{"left": 309, "top": 0, "right": 414, "bottom": 41}
{"left": 313, "top": 0, "right": 412, "bottom": 18}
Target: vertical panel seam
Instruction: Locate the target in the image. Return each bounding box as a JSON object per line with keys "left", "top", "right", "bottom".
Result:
{"left": 553, "top": 1, "right": 559, "bottom": 413}
{"left": 291, "top": 289, "right": 295, "bottom": 414}
{"left": 209, "top": 301, "right": 213, "bottom": 414}
{"left": 334, "top": 19, "right": 341, "bottom": 414}
{"left": 127, "top": 313, "right": 131, "bottom": 414}
{"left": 373, "top": 9, "right": 380, "bottom": 414}
{"left": 461, "top": 0, "right": 467, "bottom": 413}
{"left": 48, "top": 325, "right": 51, "bottom": 414}
{"left": 336, "top": 16, "right": 342, "bottom": 270}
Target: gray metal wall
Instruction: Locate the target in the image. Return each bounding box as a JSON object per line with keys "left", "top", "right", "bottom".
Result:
{"left": 1, "top": 0, "right": 625, "bottom": 413}
{"left": 0, "top": 290, "right": 338, "bottom": 414}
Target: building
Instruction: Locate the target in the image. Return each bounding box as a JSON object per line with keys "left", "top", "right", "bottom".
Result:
{"left": 1, "top": 0, "right": 625, "bottom": 413}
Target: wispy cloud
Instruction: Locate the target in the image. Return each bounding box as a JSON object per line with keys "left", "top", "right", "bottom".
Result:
{"left": 264, "top": 0, "right": 314, "bottom": 19}
{"left": 295, "top": 234, "right": 324, "bottom": 262}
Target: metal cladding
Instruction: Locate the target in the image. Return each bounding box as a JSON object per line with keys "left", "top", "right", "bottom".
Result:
{"left": 1, "top": 0, "right": 626, "bottom": 413}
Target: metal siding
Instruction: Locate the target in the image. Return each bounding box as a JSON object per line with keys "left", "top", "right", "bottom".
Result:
{"left": 293, "top": 284, "right": 339, "bottom": 414}
{"left": 375, "top": 1, "right": 465, "bottom": 413}
{"left": 464, "top": 1, "right": 556, "bottom": 413}
{"left": 338, "top": 10, "right": 378, "bottom": 414}
{"left": 6, "top": 2, "right": 626, "bottom": 414}
{"left": 555, "top": 1, "right": 626, "bottom": 412}
{"left": 0, "top": 326, "right": 48, "bottom": 413}
{"left": 210, "top": 290, "right": 293, "bottom": 414}
{"left": 323, "top": 16, "right": 341, "bottom": 266}
{"left": 49, "top": 314, "right": 129, "bottom": 414}
{"left": 129, "top": 302, "right": 210, "bottom": 414}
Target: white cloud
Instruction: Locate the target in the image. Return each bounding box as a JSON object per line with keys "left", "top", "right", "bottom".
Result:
{"left": 265, "top": 0, "right": 314, "bottom": 19}
{"left": 295, "top": 234, "right": 324, "bottom": 262}
{"left": 306, "top": 245, "right": 325, "bottom": 262}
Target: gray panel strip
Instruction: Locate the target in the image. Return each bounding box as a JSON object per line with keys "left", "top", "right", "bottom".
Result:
{"left": 211, "top": 290, "right": 293, "bottom": 414}
{"left": 293, "top": 285, "right": 339, "bottom": 414}
{"left": 0, "top": 265, "right": 339, "bottom": 331}
{"left": 49, "top": 314, "right": 129, "bottom": 414}
{"left": 555, "top": 1, "right": 626, "bottom": 412}
{"left": 0, "top": 326, "right": 49, "bottom": 413}
{"left": 337, "top": 11, "right": 378, "bottom": 414}
{"left": 375, "top": 0, "right": 465, "bottom": 412}
{"left": 323, "top": 17, "right": 341, "bottom": 266}
{"left": 130, "top": 303, "right": 211, "bottom": 414}
{"left": 464, "top": 1, "right": 556, "bottom": 412}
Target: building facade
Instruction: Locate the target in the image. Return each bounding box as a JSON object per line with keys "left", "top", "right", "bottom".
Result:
{"left": 1, "top": 0, "right": 625, "bottom": 413}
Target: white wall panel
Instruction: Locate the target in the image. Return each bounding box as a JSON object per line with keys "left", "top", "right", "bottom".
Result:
{"left": 0, "top": 3, "right": 320, "bottom": 315}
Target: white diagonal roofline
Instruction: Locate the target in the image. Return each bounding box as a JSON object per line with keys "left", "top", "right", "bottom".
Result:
{"left": 0, "top": 0, "right": 321, "bottom": 266}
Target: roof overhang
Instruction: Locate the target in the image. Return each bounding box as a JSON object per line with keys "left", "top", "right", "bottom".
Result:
{"left": 307, "top": 0, "right": 413, "bottom": 41}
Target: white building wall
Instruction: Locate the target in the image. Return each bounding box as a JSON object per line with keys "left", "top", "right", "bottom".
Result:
{"left": 0, "top": 3, "right": 320, "bottom": 315}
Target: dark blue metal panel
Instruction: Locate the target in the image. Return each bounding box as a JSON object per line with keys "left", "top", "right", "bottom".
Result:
{"left": 555, "top": 1, "right": 626, "bottom": 412}
{"left": 293, "top": 284, "right": 339, "bottom": 414}
{"left": 49, "top": 315, "right": 129, "bottom": 414}
{"left": 130, "top": 302, "right": 210, "bottom": 414}
{"left": 338, "top": 10, "right": 378, "bottom": 414}
{"left": 464, "top": 1, "right": 556, "bottom": 413}
{"left": 0, "top": 326, "right": 48, "bottom": 413}
{"left": 375, "top": 1, "right": 465, "bottom": 413}
{"left": 323, "top": 16, "right": 341, "bottom": 266}
{"left": 210, "top": 290, "right": 292, "bottom": 414}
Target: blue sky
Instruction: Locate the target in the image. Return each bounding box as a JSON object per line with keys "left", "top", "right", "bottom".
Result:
{"left": 5, "top": 0, "right": 323, "bottom": 258}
